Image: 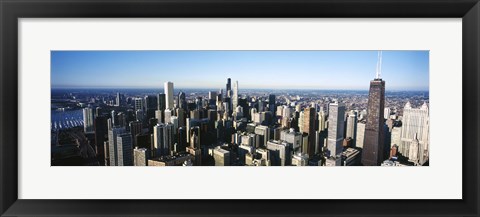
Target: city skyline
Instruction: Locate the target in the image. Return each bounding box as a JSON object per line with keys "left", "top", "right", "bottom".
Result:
{"left": 51, "top": 50, "right": 429, "bottom": 90}
{"left": 51, "top": 51, "right": 429, "bottom": 167}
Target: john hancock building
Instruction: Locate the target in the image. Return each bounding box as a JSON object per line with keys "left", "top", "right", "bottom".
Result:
{"left": 50, "top": 51, "right": 429, "bottom": 166}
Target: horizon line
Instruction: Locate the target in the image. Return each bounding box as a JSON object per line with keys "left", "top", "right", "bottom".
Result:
{"left": 51, "top": 86, "right": 430, "bottom": 92}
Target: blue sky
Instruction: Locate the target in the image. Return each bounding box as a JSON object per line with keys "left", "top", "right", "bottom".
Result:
{"left": 51, "top": 50, "right": 429, "bottom": 91}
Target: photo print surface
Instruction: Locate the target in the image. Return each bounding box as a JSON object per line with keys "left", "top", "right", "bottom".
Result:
{"left": 50, "top": 50, "right": 429, "bottom": 167}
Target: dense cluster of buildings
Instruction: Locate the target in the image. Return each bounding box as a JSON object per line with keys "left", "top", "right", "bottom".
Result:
{"left": 53, "top": 74, "right": 429, "bottom": 166}
{"left": 52, "top": 54, "right": 429, "bottom": 167}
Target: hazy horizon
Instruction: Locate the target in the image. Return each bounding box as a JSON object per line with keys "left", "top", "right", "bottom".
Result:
{"left": 50, "top": 86, "right": 430, "bottom": 92}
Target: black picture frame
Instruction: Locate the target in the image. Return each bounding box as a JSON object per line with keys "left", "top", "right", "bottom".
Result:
{"left": 1, "top": 0, "right": 479, "bottom": 216}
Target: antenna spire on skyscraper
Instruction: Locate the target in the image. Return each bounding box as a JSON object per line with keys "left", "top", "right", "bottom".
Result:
{"left": 375, "top": 51, "right": 383, "bottom": 79}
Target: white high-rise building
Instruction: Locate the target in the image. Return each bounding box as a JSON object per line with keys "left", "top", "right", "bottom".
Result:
{"left": 327, "top": 102, "right": 345, "bottom": 163}
{"left": 317, "top": 110, "right": 326, "bottom": 132}
{"left": 232, "top": 80, "right": 239, "bottom": 111}
{"left": 164, "top": 108, "right": 173, "bottom": 124}
{"left": 298, "top": 111, "right": 304, "bottom": 133}
{"left": 115, "top": 92, "right": 121, "bottom": 107}
{"left": 117, "top": 133, "right": 133, "bottom": 166}
{"left": 108, "top": 126, "right": 126, "bottom": 166}
{"left": 400, "top": 102, "right": 429, "bottom": 165}
{"left": 345, "top": 111, "right": 357, "bottom": 146}
{"left": 164, "top": 81, "right": 174, "bottom": 109}
{"left": 82, "top": 107, "right": 94, "bottom": 133}
{"left": 356, "top": 122, "right": 366, "bottom": 148}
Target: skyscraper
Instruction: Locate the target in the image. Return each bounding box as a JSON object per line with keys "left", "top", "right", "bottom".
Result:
{"left": 327, "top": 102, "right": 345, "bottom": 165}
{"left": 209, "top": 91, "right": 217, "bottom": 100}
{"left": 163, "top": 123, "right": 175, "bottom": 155}
{"left": 303, "top": 107, "right": 316, "bottom": 157}
{"left": 362, "top": 51, "right": 386, "bottom": 166}
{"left": 232, "top": 80, "right": 239, "bottom": 110}
{"left": 164, "top": 108, "right": 172, "bottom": 124}
{"left": 83, "top": 107, "right": 94, "bottom": 133}
{"left": 108, "top": 126, "right": 126, "bottom": 166}
{"left": 134, "top": 98, "right": 144, "bottom": 112}
{"left": 226, "top": 78, "right": 231, "bottom": 96}
{"left": 164, "top": 81, "right": 174, "bottom": 109}
{"left": 144, "top": 95, "right": 157, "bottom": 120}
{"left": 177, "top": 127, "right": 187, "bottom": 153}
{"left": 176, "top": 108, "right": 186, "bottom": 127}
{"left": 297, "top": 110, "right": 304, "bottom": 133}
{"left": 117, "top": 133, "right": 133, "bottom": 166}
{"left": 318, "top": 110, "right": 326, "bottom": 132}
{"left": 157, "top": 93, "right": 166, "bottom": 111}
{"left": 269, "top": 94, "right": 276, "bottom": 115}
{"left": 134, "top": 147, "right": 150, "bottom": 166}
{"left": 400, "top": 102, "right": 429, "bottom": 165}
{"left": 115, "top": 92, "right": 122, "bottom": 107}
{"left": 129, "top": 121, "right": 143, "bottom": 148}
{"left": 346, "top": 111, "right": 358, "bottom": 147}
{"left": 177, "top": 91, "right": 187, "bottom": 110}
{"left": 356, "top": 122, "right": 366, "bottom": 148}
{"left": 155, "top": 110, "right": 164, "bottom": 124}
{"left": 94, "top": 115, "right": 107, "bottom": 165}
{"left": 153, "top": 123, "right": 166, "bottom": 157}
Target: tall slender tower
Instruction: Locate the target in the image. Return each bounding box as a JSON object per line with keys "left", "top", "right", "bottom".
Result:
{"left": 303, "top": 107, "right": 317, "bottom": 157}
{"left": 362, "top": 51, "right": 386, "bottom": 166}
{"left": 346, "top": 111, "right": 358, "bottom": 146}
{"left": 108, "top": 126, "right": 126, "bottom": 166}
{"left": 327, "top": 102, "right": 345, "bottom": 164}
{"left": 164, "top": 81, "right": 174, "bottom": 109}
{"left": 83, "top": 107, "right": 94, "bottom": 133}
{"left": 177, "top": 91, "right": 187, "bottom": 110}
{"left": 226, "top": 78, "right": 231, "bottom": 97}
{"left": 232, "top": 81, "right": 239, "bottom": 110}
{"left": 269, "top": 94, "right": 276, "bottom": 115}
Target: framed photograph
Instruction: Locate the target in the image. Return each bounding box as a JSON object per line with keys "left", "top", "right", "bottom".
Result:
{"left": 1, "top": 0, "right": 479, "bottom": 216}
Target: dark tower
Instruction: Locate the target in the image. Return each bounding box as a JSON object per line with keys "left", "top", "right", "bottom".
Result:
{"left": 177, "top": 91, "right": 187, "bottom": 110}
{"left": 303, "top": 107, "right": 316, "bottom": 157}
{"left": 362, "top": 51, "right": 386, "bottom": 166}
{"left": 144, "top": 95, "right": 157, "bottom": 121}
{"left": 269, "top": 94, "right": 276, "bottom": 115}
{"left": 157, "top": 93, "right": 166, "bottom": 111}
{"left": 94, "top": 116, "right": 108, "bottom": 165}
{"left": 226, "top": 78, "right": 231, "bottom": 94}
